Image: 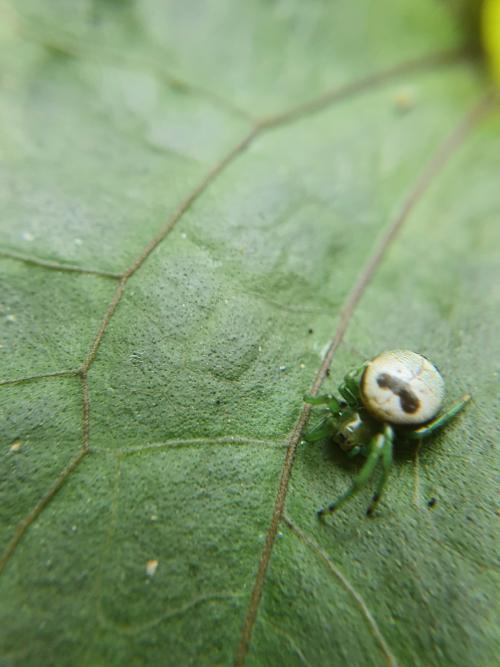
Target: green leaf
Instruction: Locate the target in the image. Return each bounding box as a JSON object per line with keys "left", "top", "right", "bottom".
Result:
{"left": 1, "top": 2, "right": 498, "bottom": 666}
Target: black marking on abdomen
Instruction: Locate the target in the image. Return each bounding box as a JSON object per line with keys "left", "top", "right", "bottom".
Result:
{"left": 376, "top": 373, "right": 420, "bottom": 414}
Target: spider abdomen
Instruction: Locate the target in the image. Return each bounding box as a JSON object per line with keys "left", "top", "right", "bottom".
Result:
{"left": 360, "top": 350, "right": 444, "bottom": 426}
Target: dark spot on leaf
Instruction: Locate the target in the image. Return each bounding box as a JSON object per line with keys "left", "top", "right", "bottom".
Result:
{"left": 427, "top": 497, "right": 437, "bottom": 508}
{"left": 376, "top": 373, "right": 420, "bottom": 414}
{"left": 308, "top": 328, "right": 314, "bottom": 334}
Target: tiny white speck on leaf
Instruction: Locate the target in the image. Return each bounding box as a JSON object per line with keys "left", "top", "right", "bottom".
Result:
{"left": 74, "top": 238, "right": 83, "bottom": 246}
{"left": 21, "top": 231, "right": 34, "bottom": 241}
{"left": 9, "top": 440, "right": 22, "bottom": 452}
{"left": 5, "top": 314, "right": 16, "bottom": 323}
{"left": 146, "top": 559, "right": 159, "bottom": 577}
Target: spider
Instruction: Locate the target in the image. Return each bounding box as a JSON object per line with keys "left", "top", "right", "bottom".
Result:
{"left": 304, "top": 350, "right": 470, "bottom": 518}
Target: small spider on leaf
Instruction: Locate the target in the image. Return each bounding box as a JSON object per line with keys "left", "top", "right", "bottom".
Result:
{"left": 304, "top": 350, "right": 470, "bottom": 519}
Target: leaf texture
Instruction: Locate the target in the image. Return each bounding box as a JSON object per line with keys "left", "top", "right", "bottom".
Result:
{"left": 0, "top": 2, "right": 498, "bottom": 666}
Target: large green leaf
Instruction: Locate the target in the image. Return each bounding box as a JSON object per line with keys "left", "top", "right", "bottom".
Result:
{"left": 1, "top": 2, "right": 498, "bottom": 666}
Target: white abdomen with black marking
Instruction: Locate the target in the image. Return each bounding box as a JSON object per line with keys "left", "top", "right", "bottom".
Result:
{"left": 360, "top": 350, "right": 445, "bottom": 425}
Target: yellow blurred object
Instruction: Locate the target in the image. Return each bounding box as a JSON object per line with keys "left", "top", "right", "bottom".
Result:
{"left": 483, "top": 0, "right": 500, "bottom": 82}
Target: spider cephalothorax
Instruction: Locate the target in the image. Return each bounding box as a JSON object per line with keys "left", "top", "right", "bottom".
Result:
{"left": 304, "top": 350, "right": 470, "bottom": 518}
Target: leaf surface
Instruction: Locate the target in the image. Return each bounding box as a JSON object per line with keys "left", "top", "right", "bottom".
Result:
{"left": 0, "top": 2, "right": 498, "bottom": 666}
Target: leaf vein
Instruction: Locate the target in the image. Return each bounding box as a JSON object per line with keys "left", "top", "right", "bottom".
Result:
{"left": 0, "top": 374, "right": 90, "bottom": 573}
{"left": 0, "top": 249, "right": 122, "bottom": 278}
{"left": 92, "top": 436, "right": 288, "bottom": 455}
{"left": 282, "top": 514, "right": 399, "bottom": 667}
{"left": 0, "top": 368, "right": 79, "bottom": 387}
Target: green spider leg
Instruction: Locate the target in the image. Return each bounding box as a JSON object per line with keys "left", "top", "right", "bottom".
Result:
{"left": 345, "top": 444, "right": 363, "bottom": 459}
{"left": 303, "top": 395, "right": 341, "bottom": 443}
{"left": 304, "top": 364, "right": 366, "bottom": 412}
{"left": 303, "top": 417, "right": 335, "bottom": 442}
{"left": 406, "top": 394, "right": 471, "bottom": 439}
{"left": 317, "top": 425, "right": 394, "bottom": 518}
{"left": 303, "top": 393, "right": 341, "bottom": 414}
{"left": 366, "top": 428, "right": 394, "bottom": 516}
{"left": 337, "top": 364, "right": 366, "bottom": 406}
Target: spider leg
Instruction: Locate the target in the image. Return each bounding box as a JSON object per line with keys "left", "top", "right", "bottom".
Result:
{"left": 317, "top": 430, "right": 385, "bottom": 518}
{"left": 338, "top": 383, "right": 358, "bottom": 406}
{"left": 406, "top": 394, "right": 471, "bottom": 439}
{"left": 303, "top": 417, "right": 335, "bottom": 442}
{"left": 345, "top": 445, "right": 362, "bottom": 458}
{"left": 338, "top": 364, "right": 366, "bottom": 406}
{"left": 366, "top": 426, "right": 394, "bottom": 516}
{"left": 304, "top": 393, "right": 341, "bottom": 414}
